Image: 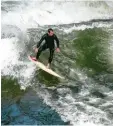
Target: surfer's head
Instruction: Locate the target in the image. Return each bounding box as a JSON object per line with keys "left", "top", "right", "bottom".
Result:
{"left": 48, "top": 28, "right": 54, "bottom": 36}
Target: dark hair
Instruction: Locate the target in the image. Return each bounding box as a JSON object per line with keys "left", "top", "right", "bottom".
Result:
{"left": 48, "top": 28, "right": 53, "bottom": 33}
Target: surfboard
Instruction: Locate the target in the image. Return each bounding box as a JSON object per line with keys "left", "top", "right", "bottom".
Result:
{"left": 28, "top": 56, "right": 64, "bottom": 79}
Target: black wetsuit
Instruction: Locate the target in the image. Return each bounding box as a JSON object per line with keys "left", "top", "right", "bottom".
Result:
{"left": 36, "top": 33, "right": 59, "bottom": 63}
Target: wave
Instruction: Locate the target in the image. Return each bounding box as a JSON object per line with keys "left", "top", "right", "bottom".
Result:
{"left": 1, "top": 1, "right": 113, "bottom": 30}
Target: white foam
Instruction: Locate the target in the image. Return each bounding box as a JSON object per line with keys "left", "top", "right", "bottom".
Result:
{"left": 1, "top": 38, "right": 19, "bottom": 69}
{"left": 36, "top": 88, "right": 108, "bottom": 125}
{"left": 33, "top": 66, "right": 111, "bottom": 125}
{"left": 1, "top": 1, "right": 113, "bottom": 30}
{"left": 1, "top": 38, "right": 36, "bottom": 88}
{"left": 63, "top": 22, "right": 113, "bottom": 33}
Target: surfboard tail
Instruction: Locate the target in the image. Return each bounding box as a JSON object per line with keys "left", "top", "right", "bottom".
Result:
{"left": 28, "top": 55, "right": 64, "bottom": 79}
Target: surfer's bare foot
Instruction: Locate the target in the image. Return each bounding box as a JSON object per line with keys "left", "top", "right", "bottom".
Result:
{"left": 46, "top": 63, "right": 50, "bottom": 69}
{"left": 32, "top": 57, "right": 38, "bottom": 61}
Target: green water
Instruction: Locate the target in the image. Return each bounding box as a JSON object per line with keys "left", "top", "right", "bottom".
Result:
{"left": 2, "top": 25, "right": 113, "bottom": 125}
{"left": 73, "top": 28, "right": 112, "bottom": 73}
{"left": 2, "top": 76, "right": 25, "bottom": 99}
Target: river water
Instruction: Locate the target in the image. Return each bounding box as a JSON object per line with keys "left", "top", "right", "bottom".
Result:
{"left": 1, "top": 1, "right": 113, "bottom": 125}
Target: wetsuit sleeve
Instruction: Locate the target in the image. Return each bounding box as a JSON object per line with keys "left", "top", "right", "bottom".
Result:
{"left": 54, "top": 34, "right": 59, "bottom": 48}
{"left": 37, "top": 34, "right": 46, "bottom": 48}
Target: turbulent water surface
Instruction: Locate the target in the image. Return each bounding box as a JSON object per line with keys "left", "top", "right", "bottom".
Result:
{"left": 1, "top": 1, "right": 113, "bottom": 126}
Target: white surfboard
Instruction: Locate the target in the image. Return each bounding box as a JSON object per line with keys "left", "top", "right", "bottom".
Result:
{"left": 28, "top": 56, "right": 64, "bottom": 79}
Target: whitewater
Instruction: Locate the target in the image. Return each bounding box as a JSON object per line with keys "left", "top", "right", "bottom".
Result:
{"left": 1, "top": 1, "right": 113, "bottom": 125}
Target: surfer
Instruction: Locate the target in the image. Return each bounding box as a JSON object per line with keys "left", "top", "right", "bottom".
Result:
{"left": 33, "top": 28, "right": 60, "bottom": 69}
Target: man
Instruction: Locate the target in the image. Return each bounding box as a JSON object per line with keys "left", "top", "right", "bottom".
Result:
{"left": 33, "top": 28, "right": 60, "bottom": 69}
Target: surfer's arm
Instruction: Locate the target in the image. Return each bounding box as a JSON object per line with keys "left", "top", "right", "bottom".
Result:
{"left": 37, "top": 34, "right": 46, "bottom": 48}
{"left": 54, "top": 34, "right": 59, "bottom": 48}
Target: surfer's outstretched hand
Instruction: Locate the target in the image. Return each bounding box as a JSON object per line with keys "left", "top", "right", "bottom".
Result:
{"left": 56, "top": 48, "right": 60, "bottom": 52}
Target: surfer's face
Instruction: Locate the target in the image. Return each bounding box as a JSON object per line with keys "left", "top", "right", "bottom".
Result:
{"left": 48, "top": 31, "right": 54, "bottom": 36}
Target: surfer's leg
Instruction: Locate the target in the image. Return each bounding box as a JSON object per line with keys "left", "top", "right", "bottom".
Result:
{"left": 36, "top": 44, "right": 47, "bottom": 60}
{"left": 46, "top": 48, "right": 54, "bottom": 69}
{"left": 48, "top": 48, "right": 54, "bottom": 65}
